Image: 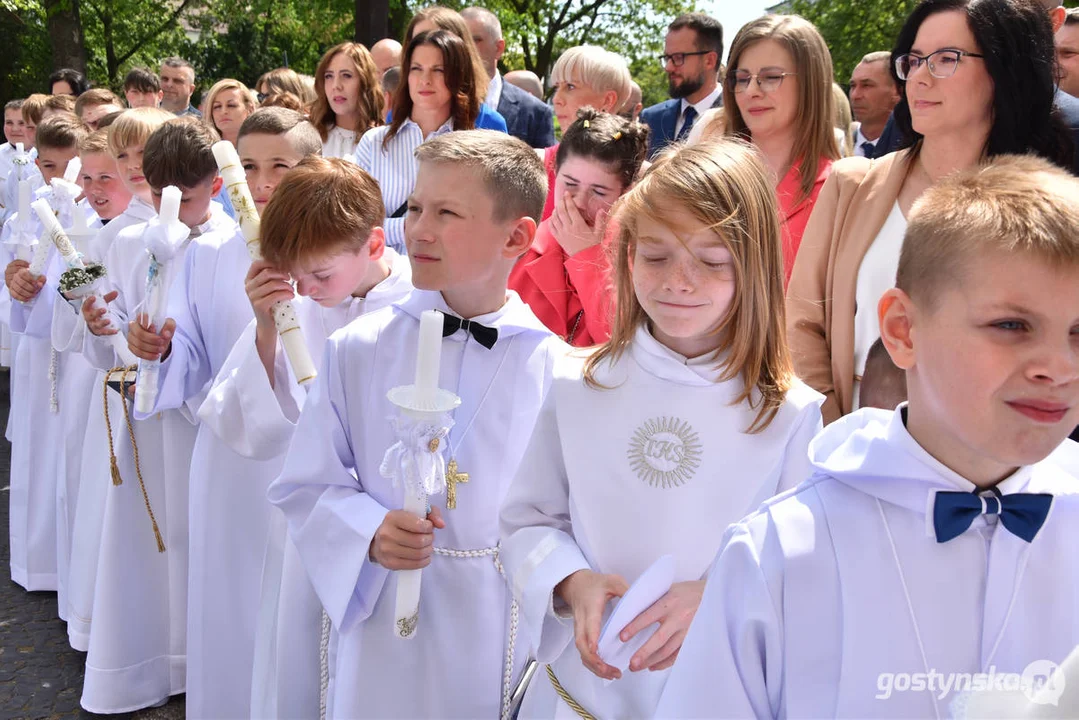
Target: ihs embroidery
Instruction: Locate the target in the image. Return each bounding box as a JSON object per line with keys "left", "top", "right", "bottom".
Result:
{"left": 627, "top": 416, "right": 702, "bottom": 488}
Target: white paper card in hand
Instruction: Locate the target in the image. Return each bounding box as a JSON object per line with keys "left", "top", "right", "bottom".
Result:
{"left": 596, "top": 554, "right": 675, "bottom": 674}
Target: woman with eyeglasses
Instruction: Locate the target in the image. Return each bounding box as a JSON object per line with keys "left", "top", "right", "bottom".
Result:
{"left": 788, "top": 0, "right": 1074, "bottom": 424}
{"left": 723, "top": 15, "right": 840, "bottom": 284}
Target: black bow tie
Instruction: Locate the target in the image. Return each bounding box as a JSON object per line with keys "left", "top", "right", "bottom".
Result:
{"left": 442, "top": 314, "right": 498, "bottom": 349}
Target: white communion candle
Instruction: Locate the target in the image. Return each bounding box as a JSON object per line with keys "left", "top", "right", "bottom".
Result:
{"left": 62, "top": 156, "right": 81, "bottom": 185}
{"left": 158, "top": 185, "right": 181, "bottom": 225}
{"left": 414, "top": 310, "right": 443, "bottom": 402}
{"left": 15, "top": 142, "right": 23, "bottom": 154}
{"left": 17, "top": 180, "right": 30, "bottom": 221}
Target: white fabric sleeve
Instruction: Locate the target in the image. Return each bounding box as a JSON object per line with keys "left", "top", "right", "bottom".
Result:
{"left": 499, "top": 389, "right": 591, "bottom": 663}
{"left": 267, "top": 336, "right": 391, "bottom": 634}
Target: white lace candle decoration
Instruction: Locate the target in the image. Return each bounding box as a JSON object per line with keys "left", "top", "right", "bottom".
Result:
{"left": 211, "top": 140, "right": 318, "bottom": 387}
{"left": 7, "top": 180, "right": 36, "bottom": 262}
{"left": 133, "top": 186, "right": 188, "bottom": 415}
{"left": 32, "top": 198, "right": 138, "bottom": 366}
{"left": 380, "top": 309, "right": 461, "bottom": 639}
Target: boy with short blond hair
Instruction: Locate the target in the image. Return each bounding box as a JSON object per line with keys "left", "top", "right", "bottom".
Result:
{"left": 75, "top": 116, "right": 235, "bottom": 714}
{"left": 112, "top": 107, "right": 321, "bottom": 718}
{"left": 63, "top": 107, "right": 172, "bottom": 654}
{"left": 659, "top": 154, "right": 1079, "bottom": 718}
{"left": 200, "top": 154, "right": 415, "bottom": 718}
{"left": 267, "top": 130, "right": 558, "bottom": 718}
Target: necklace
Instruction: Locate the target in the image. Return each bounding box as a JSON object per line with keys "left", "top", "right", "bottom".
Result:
{"left": 443, "top": 334, "right": 516, "bottom": 510}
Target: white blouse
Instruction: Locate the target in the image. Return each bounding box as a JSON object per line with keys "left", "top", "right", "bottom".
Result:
{"left": 852, "top": 201, "right": 908, "bottom": 409}
{"left": 321, "top": 125, "right": 360, "bottom": 160}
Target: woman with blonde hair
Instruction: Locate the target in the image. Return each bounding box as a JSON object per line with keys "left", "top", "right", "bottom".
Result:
{"left": 724, "top": 14, "right": 840, "bottom": 282}
{"left": 203, "top": 79, "right": 257, "bottom": 146}
{"left": 310, "top": 42, "right": 385, "bottom": 158}
{"left": 540, "top": 44, "right": 634, "bottom": 219}
{"left": 501, "top": 139, "right": 822, "bottom": 719}
{"left": 256, "top": 67, "right": 316, "bottom": 106}
{"left": 832, "top": 82, "right": 856, "bottom": 156}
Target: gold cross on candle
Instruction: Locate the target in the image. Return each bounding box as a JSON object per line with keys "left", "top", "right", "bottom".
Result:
{"left": 445, "top": 459, "right": 469, "bottom": 509}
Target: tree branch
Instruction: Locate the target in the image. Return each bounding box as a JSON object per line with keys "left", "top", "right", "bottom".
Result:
{"left": 115, "top": 0, "right": 192, "bottom": 67}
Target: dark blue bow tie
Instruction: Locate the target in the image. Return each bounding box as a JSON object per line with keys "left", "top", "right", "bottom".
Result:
{"left": 933, "top": 488, "right": 1053, "bottom": 543}
{"left": 442, "top": 314, "right": 498, "bottom": 349}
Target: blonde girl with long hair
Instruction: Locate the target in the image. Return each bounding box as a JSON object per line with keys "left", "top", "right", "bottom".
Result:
{"left": 500, "top": 139, "right": 823, "bottom": 720}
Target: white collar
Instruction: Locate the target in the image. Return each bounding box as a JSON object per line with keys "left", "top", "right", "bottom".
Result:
{"left": 395, "top": 288, "right": 551, "bottom": 340}
{"left": 680, "top": 85, "right": 722, "bottom": 117}
{"left": 401, "top": 116, "right": 455, "bottom": 137}
{"left": 630, "top": 324, "right": 731, "bottom": 387}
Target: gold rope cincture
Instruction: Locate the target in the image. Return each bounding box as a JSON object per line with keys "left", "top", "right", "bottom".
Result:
{"left": 103, "top": 366, "right": 166, "bottom": 553}
{"left": 545, "top": 665, "right": 598, "bottom": 720}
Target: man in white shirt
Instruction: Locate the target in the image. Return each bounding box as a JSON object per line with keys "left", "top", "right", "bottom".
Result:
{"left": 849, "top": 51, "right": 900, "bottom": 158}
{"left": 462, "top": 7, "right": 555, "bottom": 148}
{"left": 640, "top": 13, "right": 724, "bottom": 158}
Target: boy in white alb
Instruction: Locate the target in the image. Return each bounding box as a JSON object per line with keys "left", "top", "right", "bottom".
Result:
{"left": 268, "top": 131, "right": 562, "bottom": 719}
{"left": 64, "top": 108, "right": 176, "bottom": 651}
{"left": 2, "top": 114, "right": 87, "bottom": 592}
{"left": 196, "top": 110, "right": 409, "bottom": 718}
{"left": 77, "top": 117, "right": 235, "bottom": 713}
{"left": 500, "top": 141, "right": 823, "bottom": 719}
{"left": 123, "top": 114, "right": 316, "bottom": 719}
{"left": 47, "top": 129, "right": 128, "bottom": 627}
{"left": 658, "top": 156, "right": 1079, "bottom": 718}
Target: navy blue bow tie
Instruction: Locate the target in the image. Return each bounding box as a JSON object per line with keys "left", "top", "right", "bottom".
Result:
{"left": 442, "top": 314, "right": 498, "bottom": 349}
{"left": 933, "top": 489, "right": 1053, "bottom": 543}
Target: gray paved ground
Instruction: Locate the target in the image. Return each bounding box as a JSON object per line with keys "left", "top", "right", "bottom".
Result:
{"left": 0, "top": 369, "right": 185, "bottom": 719}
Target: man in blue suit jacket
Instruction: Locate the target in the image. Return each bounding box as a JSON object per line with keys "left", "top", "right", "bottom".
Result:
{"left": 640, "top": 12, "right": 725, "bottom": 158}
{"left": 463, "top": 7, "right": 556, "bottom": 148}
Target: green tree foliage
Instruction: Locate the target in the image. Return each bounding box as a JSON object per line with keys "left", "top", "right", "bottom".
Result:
{"left": 427, "top": 0, "right": 693, "bottom": 97}
{"left": 188, "top": 0, "right": 354, "bottom": 88}
{"left": 1, "top": 1, "right": 52, "bottom": 98}
{"left": 788, "top": 0, "right": 918, "bottom": 82}
{"left": 5, "top": 0, "right": 694, "bottom": 107}
{"left": 80, "top": 0, "right": 193, "bottom": 87}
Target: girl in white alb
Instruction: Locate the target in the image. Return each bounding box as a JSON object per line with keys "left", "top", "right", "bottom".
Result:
{"left": 500, "top": 139, "right": 824, "bottom": 719}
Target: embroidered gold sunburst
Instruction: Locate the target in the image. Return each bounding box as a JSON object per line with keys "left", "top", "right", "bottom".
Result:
{"left": 627, "top": 416, "right": 702, "bottom": 489}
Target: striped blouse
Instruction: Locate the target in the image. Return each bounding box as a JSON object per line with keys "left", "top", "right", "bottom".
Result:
{"left": 354, "top": 117, "right": 454, "bottom": 253}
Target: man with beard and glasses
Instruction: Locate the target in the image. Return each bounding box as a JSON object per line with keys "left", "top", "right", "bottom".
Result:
{"left": 640, "top": 12, "right": 724, "bottom": 158}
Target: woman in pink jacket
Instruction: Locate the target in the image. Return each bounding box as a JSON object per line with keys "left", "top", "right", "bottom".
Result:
{"left": 511, "top": 109, "right": 649, "bottom": 345}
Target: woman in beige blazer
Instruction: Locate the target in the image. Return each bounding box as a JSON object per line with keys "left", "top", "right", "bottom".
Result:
{"left": 787, "top": 0, "right": 1075, "bottom": 424}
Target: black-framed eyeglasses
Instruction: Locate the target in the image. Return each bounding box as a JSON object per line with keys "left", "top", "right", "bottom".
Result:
{"left": 659, "top": 51, "right": 712, "bottom": 68}
{"left": 730, "top": 70, "right": 797, "bottom": 94}
{"left": 894, "top": 49, "right": 984, "bottom": 81}
{"left": 257, "top": 92, "right": 268, "bottom": 103}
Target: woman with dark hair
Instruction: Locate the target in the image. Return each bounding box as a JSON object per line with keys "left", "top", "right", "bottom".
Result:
{"left": 403, "top": 5, "right": 508, "bottom": 132}
{"left": 787, "top": 0, "right": 1073, "bottom": 424}
{"left": 49, "top": 68, "right": 89, "bottom": 96}
{"left": 354, "top": 30, "right": 482, "bottom": 252}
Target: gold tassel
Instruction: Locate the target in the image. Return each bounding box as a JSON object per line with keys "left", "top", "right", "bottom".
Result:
{"left": 103, "top": 365, "right": 166, "bottom": 553}
{"left": 151, "top": 517, "right": 166, "bottom": 553}
{"left": 103, "top": 368, "right": 123, "bottom": 486}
